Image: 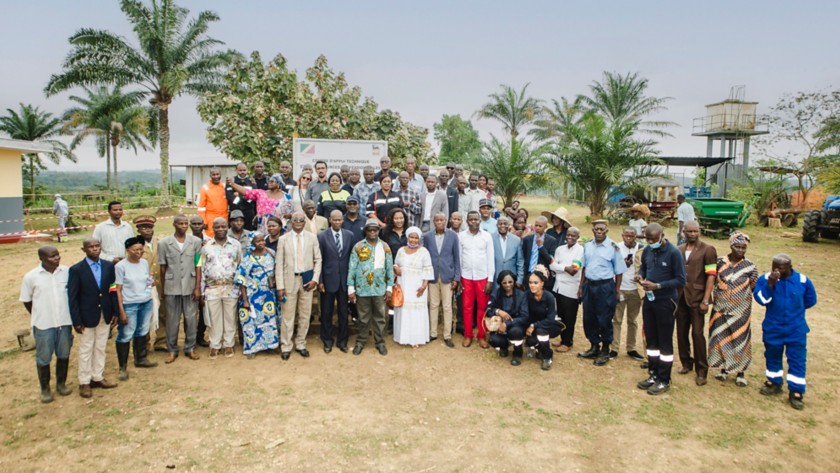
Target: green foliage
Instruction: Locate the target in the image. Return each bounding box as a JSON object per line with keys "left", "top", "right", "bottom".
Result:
{"left": 475, "top": 137, "right": 547, "bottom": 207}
{"left": 726, "top": 168, "right": 787, "bottom": 219}
{"left": 197, "top": 52, "right": 431, "bottom": 170}
{"left": 475, "top": 84, "right": 541, "bottom": 140}
{"left": 433, "top": 114, "right": 481, "bottom": 164}
{"left": 45, "top": 0, "right": 241, "bottom": 206}
{"left": 0, "top": 104, "right": 75, "bottom": 196}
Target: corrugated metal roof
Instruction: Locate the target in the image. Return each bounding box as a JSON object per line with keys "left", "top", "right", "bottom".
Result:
{"left": 0, "top": 138, "right": 55, "bottom": 154}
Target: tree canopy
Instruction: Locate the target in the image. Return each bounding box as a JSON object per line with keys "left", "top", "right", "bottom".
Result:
{"left": 433, "top": 114, "right": 481, "bottom": 165}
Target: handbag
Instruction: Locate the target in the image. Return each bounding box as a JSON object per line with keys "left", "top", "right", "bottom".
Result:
{"left": 389, "top": 283, "right": 404, "bottom": 308}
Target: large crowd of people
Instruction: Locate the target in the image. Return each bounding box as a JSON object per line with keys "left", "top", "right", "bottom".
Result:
{"left": 20, "top": 159, "right": 818, "bottom": 411}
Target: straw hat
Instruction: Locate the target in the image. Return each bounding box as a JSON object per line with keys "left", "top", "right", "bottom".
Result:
{"left": 627, "top": 203, "right": 651, "bottom": 218}
{"left": 541, "top": 207, "right": 572, "bottom": 227}
{"left": 484, "top": 315, "right": 503, "bottom": 333}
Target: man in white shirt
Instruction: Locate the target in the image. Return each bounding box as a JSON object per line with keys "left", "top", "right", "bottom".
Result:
{"left": 548, "top": 227, "right": 584, "bottom": 353}
{"left": 459, "top": 211, "right": 495, "bottom": 348}
{"left": 92, "top": 201, "right": 135, "bottom": 264}
{"left": 676, "top": 195, "right": 696, "bottom": 245}
{"left": 404, "top": 156, "right": 426, "bottom": 194}
{"left": 465, "top": 175, "right": 484, "bottom": 213}
{"left": 20, "top": 246, "right": 74, "bottom": 403}
{"left": 456, "top": 177, "right": 473, "bottom": 217}
{"left": 612, "top": 227, "right": 645, "bottom": 361}
{"left": 53, "top": 194, "right": 69, "bottom": 241}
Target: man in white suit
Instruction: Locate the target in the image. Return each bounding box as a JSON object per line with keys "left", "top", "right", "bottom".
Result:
{"left": 276, "top": 211, "right": 322, "bottom": 360}
{"left": 419, "top": 175, "right": 449, "bottom": 233}
{"left": 492, "top": 216, "right": 524, "bottom": 289}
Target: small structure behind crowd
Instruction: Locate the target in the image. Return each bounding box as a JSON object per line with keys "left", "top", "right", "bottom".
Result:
{"left": 0, "top": 138, "right": 55, "bottom": 243}
{"left": 169, "top": 155, "right": 237, "bottom": 204}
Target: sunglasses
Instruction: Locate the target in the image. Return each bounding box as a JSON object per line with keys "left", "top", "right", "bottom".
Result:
{"left": 291, "top": 218, "right": 306, "bottom": 223}
{"left": 446, "top": 166, "right": 454, "bottom": 170}
{"left": 301, "top": 177, "right": 311, "bottom": 181}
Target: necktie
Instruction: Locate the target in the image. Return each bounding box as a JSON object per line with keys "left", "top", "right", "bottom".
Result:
{"left": 529, "top": 237, "right": 539, "bottom": 271}
{"left": 296, "top": 233, "right": 304, "bottom": 270}
{"left": 335, "top": 231, "right": 342, "bottom": 254}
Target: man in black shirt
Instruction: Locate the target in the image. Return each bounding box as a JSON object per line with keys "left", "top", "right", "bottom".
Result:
{"left": 226, "top": 162, "right": 257, "bottom": 230}
{"left": 341, "top": 196, "right": 365, "bottom": 243}
{"left": 252, "top": 161, "right": 269, "bottom": 191}
{"left": 374, "top": 156, "right": 399, "bottom": 182}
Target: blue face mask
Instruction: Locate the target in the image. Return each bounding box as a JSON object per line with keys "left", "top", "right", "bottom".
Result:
{"left": 649, "top": 239, "right": 662, "bottom": 249}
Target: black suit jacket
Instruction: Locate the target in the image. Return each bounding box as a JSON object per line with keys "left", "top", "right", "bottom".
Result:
{"left": 522, "top": 233, "right": 559, "bottom": 288}
{"left": 318, "top": 228, "right": 355, "bottom": 293}
{"left": 68, "top": 258, "right": 118, "bottom": 328}
{"left": 444, "top": 186, "right": 459, "bottom": 217}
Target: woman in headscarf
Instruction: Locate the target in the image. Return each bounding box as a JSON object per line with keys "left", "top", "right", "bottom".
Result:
{"left": 708, "top": 231, "right": 759, "bottom": 386}
{"left": 227, "top": 174, "right": 293, "bottom": 234}
{"left": 234, "top": 232, "right": 280, "bottom": 359}
{"left": 392, "top": 226, "right": 435, "bottom": 347}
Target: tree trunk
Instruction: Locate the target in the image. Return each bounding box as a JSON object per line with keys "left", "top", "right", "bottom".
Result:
{"left": 105, "top": 136, "right": 112, "bottom": 192}
{"left": 158, "top": 104, "right": 171, "bottom": 206}
{"left": 113, "top": 144, "right": 119, "bottom": 193}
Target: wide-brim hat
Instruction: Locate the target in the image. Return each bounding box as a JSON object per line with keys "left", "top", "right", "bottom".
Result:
{"left": 484, "top": 315, "right": 502, "bottom": 333}
{"left": 627, "top": 203, "right": 651, "bottom": 218}
{"left": 541, "top": 207, "right": 572, "bottom": 227}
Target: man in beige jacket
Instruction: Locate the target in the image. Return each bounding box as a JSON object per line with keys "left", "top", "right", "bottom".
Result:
{"left": 276, "top": 211, "right": 322, "bottom": 360}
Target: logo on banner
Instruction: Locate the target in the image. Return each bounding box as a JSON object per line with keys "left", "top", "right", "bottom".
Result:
{"left": 299, "top": 143, "right": 316, "bottom": 155}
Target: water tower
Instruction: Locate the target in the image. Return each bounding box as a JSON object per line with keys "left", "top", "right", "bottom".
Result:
{"left": 692, "top": 86, "right": 768, "bottom": 197}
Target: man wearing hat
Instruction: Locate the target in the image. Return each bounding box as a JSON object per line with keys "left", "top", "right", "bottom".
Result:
{"left": 543, "top": 207, "right": 572, "bottom": 244}
{"left": 53, "top": 194, "right": 69, "bottom": 242}
{"left": 347, "top": 219, "right": 395, "bottom": 355}
{"left": 227, "top": 210, "right": 251, "bottom": 250}
{"left": 135, "top": 215, "right": 169, "bottom": 353}
{"left": 478, "top": 199, "right": 498, "bottom": 235}
{"left": 628, "top": 203, "right": 649, "bottom": 236}
{"left": 342, "top": 195, "right": 366, "bottom": 242}
{"left": 577, "top": 220, "right": 626, "bottom": 366}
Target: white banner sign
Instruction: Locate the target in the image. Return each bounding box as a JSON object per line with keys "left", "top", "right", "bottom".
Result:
{"left": 292, "top": 138, "right": 388, "bottom": 178}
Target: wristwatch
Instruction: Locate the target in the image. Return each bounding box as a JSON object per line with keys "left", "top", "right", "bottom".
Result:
{"left": 656, "top": 283, "right": 661, "bottom": 290}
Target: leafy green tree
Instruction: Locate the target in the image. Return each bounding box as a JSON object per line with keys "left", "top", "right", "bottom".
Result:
{"left": 433, "top": 114, "right": 481, "bottom": 164}
{"left": 475, "top": 83, "right": 541, "bottom": 140}
{"left": 476, "top": 136, "right": 547, "bottom": 207}
{"left": 546, "top": 112, "right": 659, "bottom": 218}
{"left": 579, "top": 71, "right": 675, "bottom": 137}
{"left": 813, "top": 112, "right": 840, "bottom": 192}
{"left": 45, "top": 0, "right": 241, "bottom": 205}
{"left": 0, "top": 104, "right": 75, "bottom": 196}
{"left": 197, "top": 52, "right": 430, "bottom": 170}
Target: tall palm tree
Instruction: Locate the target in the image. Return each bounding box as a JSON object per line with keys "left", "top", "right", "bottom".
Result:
{"left": 109, "top": 105, "right": 155, "bottom": 191}
{"left": 45, "top": 0, "right": 241, "bottom": 205}
{"left": 475, "top": 84, "right": 542, "bottom": 140}
{"left": 579, "top": 71, "right": 676, "bottom": 138}
{"left": 478, "top": 136, "right": 548, "bottom": 208}
{"left": 63, "top": 86, "right": 148, "bottom": 191}
{"left": 530, "top": 96, "right": 584, "bottom": 143}
{"left": 0, "top": 104, "right": 75, "bottom": 196}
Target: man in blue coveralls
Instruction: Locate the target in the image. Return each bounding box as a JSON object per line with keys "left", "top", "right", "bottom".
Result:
{"left": 577, "top": 220, "right": 626, "bottom": 367}
{"left": 754, "top": 254, "right": 817, "bottom": 410}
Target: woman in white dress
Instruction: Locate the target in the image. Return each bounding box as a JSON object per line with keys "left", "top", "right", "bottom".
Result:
{"left": 392, "top": 226, "right": 434, "bottom": 347}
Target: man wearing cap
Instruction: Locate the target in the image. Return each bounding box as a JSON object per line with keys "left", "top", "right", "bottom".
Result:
{"left": 227, "top": 210, "right": 251, "bottom": 250}
{"left": 92, "top": 201, "right": 135, "bottom": 264}
{"left": 53, "top": 194, "right": 69, "bottom": 242}
{"left": 438, "top": 169, "right": 459, "bottom": 220}
{"left": 479, "top": 199, "right": 498, "bottom": 235}
{"left": 348, "top": 219, "right": 395, "bottom": 355}
{"left": 420, "top": 175, "right": 448, "bottom": 233}
{"left": 134, "top": 215, "right": 169, "bottom": 353}
{"left": 342, "top": 195, "right": 366, "bottom": 242}
{"left": 628, "top": 204, "right": 649, "bottom": 236}
{"left": 197, "top": 167, "right": 228, "bottom": 238}
{"left": 544, "top": 207, "right": 572, "bottom": 244}
{"left": 577, "top": 220, "right": 626, "bottom": 367}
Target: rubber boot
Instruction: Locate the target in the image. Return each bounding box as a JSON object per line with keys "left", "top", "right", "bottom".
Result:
{"left": 55, "top": 358, "right": 72, "bottom": 396}
{"left": 37, "top": 365, "right": 53, "bottom": 403}
{"left": 594, "top": 343, "right": 610, "bottom": 366}
{"left": 578, "top": 343, "right": 599, "bottom": 359}
{"left": 134, "top": 336, "right": 158, "bottom": 368}
{"left": 116, "top": 342, "right": 131, "bottom": 380}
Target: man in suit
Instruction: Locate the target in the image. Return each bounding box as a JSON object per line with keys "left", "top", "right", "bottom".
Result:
{"left": 522, "top": 216, "right": 559, "bottom": 287}
{"left": 438, "top": 170, "right": 459, "bottom": 220}
{"left": 302, "top": 200, "right": 328, "bottom": 234}
{"left": 68, "top": 238, "right": 119, "bottom": 398}
{"left": 492, "top": 216, "right": 524, "bottom": 289}
{"left": 676, "top": 220, "right": 717, "bottom": 386}
{"left": 276, "top": 211, "right": 322, "bottom": 360}
{"left": 423, "top": 212, "right": 461, "bottom": 348}
{"left": 317, "top": 210, "right": 355, "bottom": 353}
{"left": 419, "top": 175, "right": 449, "bottom": 233}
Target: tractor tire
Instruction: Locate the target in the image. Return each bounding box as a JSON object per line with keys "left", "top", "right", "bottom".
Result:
{"left": 782, "top": 214, "right": 796, "bottom": 227}
{"left": 802, "top": 210, "right": 821, "bottom": 243}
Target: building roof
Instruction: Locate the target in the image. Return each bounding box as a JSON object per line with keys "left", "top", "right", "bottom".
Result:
{"left": 168, "top": 155, "right": 238, "bottom": 167}
{"left": 653, "top": 156, "right": 733, "bottom": 167}
{"left": 0, "top": 138, "right": 55, "bottom": 154}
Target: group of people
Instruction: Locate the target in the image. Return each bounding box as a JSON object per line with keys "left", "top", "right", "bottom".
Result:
{"left": 21, "top": 159, "right": 818, "bottom": 411}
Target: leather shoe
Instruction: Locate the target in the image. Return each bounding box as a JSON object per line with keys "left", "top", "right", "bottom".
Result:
{"left": 376, "top": 343, "right": 388, "bottom": 356}
{"left": 281, "top": 351, "right": 291, "bottom": 361}
{"left": 462, "top": 338, "right": 472, "bottom": 348}
{"left": 609, "top": 350, "right": 618, "bottom": 359}
{"left": 196, "top": 339, "right": 210, "bottom": 348}
{"left": 185, "top": 351, "right": 200, "bottom": 360}
{"left": 695, "top": 376, "right": 707, "bottom": 386}
{"left": 478, "top": 338, "right": 489, "bottom": 349}
{"left": 337, "top": 345, "right": 348, "bottom": 353}
{"left": 90, "top": 378, "right": 117, "bottom": 389}
{"left": 323, "top": 344, "right": 333, "bottom": 354}
{"left": 164, "top": 354, "right": 177, "bottom": 364}
{"left": 79, "top": 384, "right": 92, "bottom": 398}
{"left": 429, "top": 336, "right": 438, "bottom": 342}
{"left": 353, "top": 345, "right": 363, "bottom": 355}
{"left": 555, "top": 344, "right": 571, "bottom": 353}
{"left": 511, "top": 356, "right": 522, "bottom": 366}
{"left": 444, "top": 339, "right": 454, "bottom": 348}
{"left": 297, "top": 349, "right": 310, "bottom": 358}
{"left": 678, "top": 365, "right": 693, "bottom": 375}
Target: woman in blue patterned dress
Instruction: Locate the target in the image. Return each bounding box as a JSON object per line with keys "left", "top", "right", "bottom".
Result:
{"left": 235, "top": 232, "right": 280, "bottom": 358}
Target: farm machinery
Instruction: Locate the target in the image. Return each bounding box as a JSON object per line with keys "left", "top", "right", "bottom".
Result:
{"left": 802, "top": 195, "right": 840, "bottom": 243}
{"left": 687, "top": 196, "right": 754, "bottom": 237}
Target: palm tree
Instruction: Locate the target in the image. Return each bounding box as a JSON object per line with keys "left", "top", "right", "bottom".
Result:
{"left": 63, "top": 86, "right": 148, "bottom": 191}
{"left": 0, "top": 104, "right": 75, "bottom": 196}
{"left": 477, "top": 136, "right": 547, "bottom": 208}
{"left": 579, "top": 71, "right": 676, "bottom": 138}
{"left": 45, "top": 0, "right": 241, "bottom": 205}
{"left": 530, "top": 96, "right": 584, "bottom": 143}
{"left": 475, "top": 84, "right": 542, "bottom": 140}
{"left": 109, "top": 105, "right": 155, "bottom": 191}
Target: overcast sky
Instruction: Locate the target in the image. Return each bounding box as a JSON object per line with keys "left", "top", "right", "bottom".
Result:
{"left": 1, "top": 0, "right": 837, "bottom": 172}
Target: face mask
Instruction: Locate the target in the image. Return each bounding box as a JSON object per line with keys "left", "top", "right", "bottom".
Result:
{"left": 649, "top": 238, "right": 663, "bottom": 249}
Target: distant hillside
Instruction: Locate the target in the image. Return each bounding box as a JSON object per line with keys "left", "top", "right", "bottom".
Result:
{"left": 37, "top": 170, "right": 186, "bottom": 191}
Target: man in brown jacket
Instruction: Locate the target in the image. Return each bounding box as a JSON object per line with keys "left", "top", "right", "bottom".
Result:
{"left": 676, "top": 221, "right": 717, "bottom": 386}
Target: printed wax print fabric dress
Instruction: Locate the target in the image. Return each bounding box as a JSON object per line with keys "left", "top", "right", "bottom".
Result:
{"left": 244, "top": 189, "right": 293, "bottom": 235}
{"left": 708, "top": 256, "right": 758, "bottom": 373}
{"left": 393, "top": 247, "right": 434, "bottom": 346}
{"left": 234, "top": 250, "right": 280, "bottom": 355}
